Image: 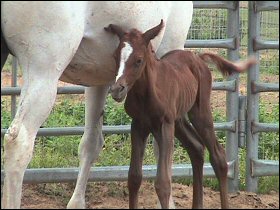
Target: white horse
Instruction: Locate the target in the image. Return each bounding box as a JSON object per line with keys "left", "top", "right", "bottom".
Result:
{"left": 1, "top": 1, "right": 193, "bottom": 209}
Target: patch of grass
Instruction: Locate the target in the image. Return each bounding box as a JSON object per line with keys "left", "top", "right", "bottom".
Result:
{"left": 1, "top": 100, "right": 12, "bottom": 128}
{"left": 258, "top": 176, "right": 279, "bottom": 194}
{"left": 43, "top": 98, "right": 85, "bottom": 127}
{"left": 104, "top": 96, "right": 131, "bottom": 126}
{"left": 30, "top": 136, "right": 80, "bottom": 168}
{"left": 2, "top": 55, "right": 13, "bottom": 72}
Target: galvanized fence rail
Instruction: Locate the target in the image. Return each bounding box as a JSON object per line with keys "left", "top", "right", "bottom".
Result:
{"left": 246, "top": 1, "right": 279, "bottom": 192}
{"left": 1, "top": 1, "right": 279, "bottom": 193}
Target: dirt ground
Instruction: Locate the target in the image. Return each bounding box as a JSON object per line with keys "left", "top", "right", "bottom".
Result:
{"left": 20, "top": 181, "right": 279, "bottom": 209}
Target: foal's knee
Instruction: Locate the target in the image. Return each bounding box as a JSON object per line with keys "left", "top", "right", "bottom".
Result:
{"left": 128, "top": 170, "right": 142, "bottom": 190}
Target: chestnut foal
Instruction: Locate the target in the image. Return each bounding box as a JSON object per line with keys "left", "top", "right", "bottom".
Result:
{"left": 104, "top": 20, "right": 255, "bottom": 209}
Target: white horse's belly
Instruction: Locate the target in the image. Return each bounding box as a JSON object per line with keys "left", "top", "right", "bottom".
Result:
{"left": 61, "top": 66, "right": 115, "bottom": 87}
{"left": 60, "top": 41, "right": 116, "bottom": 86}
{"left": 60, "top": 1, "right": 176, "bottom": 86}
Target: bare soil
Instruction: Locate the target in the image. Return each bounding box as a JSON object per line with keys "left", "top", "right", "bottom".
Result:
{"left": 20, "top": 181, "right": 279, "bottom": 209}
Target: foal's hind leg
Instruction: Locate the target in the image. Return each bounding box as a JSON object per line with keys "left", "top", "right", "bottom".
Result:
{"left": 189, "top": 104, "right": 229, "bottom": 209}
{"left": 67, "top": 85, "right": 109, "bottom": 209}
{"left": 175, "top": 117, "right": 205, "bottom": 209}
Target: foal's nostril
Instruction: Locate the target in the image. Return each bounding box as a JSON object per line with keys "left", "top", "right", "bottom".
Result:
{"left": 119, "top": 84, "right": 125, "bottom": 92}
{"left": 110, "top": 83, "right": 127, "bottom": 102}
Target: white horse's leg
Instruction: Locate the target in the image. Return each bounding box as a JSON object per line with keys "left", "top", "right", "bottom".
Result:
{"left": 2, "top": 9, "right": 84, "bottom": 208}
{"left": 67, "top": 85, "right": 109, "bottom": 209}
{"left": 1, "top": 33, "right": 83, "bottom": 206}
{"left": 2, "top": 69, "right": 61, "bottom": 208}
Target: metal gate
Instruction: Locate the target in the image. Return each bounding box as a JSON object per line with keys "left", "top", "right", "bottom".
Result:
{"left": 1, "top": 1, "right": 279, "bottom": 193}
{"left": 246, "top": 1, "right": 279, "bottom": 192}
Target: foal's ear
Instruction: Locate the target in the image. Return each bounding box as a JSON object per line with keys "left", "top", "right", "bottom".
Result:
{"left": 143, "top": 19, "right": 164, "bottom": 45}
{"left": 104, "top": 24, "right": 126, "bottom": 39}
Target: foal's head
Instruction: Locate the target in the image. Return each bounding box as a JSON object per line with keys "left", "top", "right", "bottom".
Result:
{"left": 105, "top": 20, "right": 164, "bottom": 102}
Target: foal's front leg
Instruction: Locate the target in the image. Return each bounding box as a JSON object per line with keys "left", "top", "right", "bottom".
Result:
{"left": 128, "top": 119, "right": 150, "bottom": 209}
{"left": 153, "top": 122, "right": 175, "bottom": 209}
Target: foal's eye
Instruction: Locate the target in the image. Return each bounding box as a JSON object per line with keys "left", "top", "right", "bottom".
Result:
{"left": 135, "top": 58, "right": 143, "bottom": 67}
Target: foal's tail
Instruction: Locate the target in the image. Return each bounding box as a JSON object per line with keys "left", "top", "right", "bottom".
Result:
{"left": 199, "top": 53, "right": 257, "bottom": 77}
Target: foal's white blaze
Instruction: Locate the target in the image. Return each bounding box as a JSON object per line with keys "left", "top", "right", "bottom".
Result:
{"left": 116, "top": 42, "right": 133, "bottom": 81}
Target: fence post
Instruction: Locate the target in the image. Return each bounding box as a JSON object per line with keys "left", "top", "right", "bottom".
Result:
{"left": 226, "top": 1, "right": 240, "bottom": 192}
{"left": 246, "top": 1, "right": 260, "bottom": 192}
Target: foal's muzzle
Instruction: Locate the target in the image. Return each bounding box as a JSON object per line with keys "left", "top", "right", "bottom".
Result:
{"left": 110, "top": 83, "right": 128, "bottom": 102}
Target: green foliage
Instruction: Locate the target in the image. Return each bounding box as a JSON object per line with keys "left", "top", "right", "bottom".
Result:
{"left": 43, "top": 98, "right": 85, "bottom": 127}
{"left": 30, "top": 136, "right": 80, "bottom": 168}
{"left": 258, "top": 176, "right": 279, "bottom": 193}
{"left": 2, "top": 56, "right": 12, "bottom": 72}
{"left": 238, "top": 148, "right": 247, "bottom": 191}
{"left": 104, "top": 96, "right": 131, "bottom": 125}
{"left": 97, "top": 134, "right": 157, "bottom": 167}
{"left": 259, "top": 103, "right": 279, "bottom": 161}
{"left": 96, "top": 134, "right": 131, "bottom": 166}
{"left": 1, "top": 100, "right": 12, "bottom": 128}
